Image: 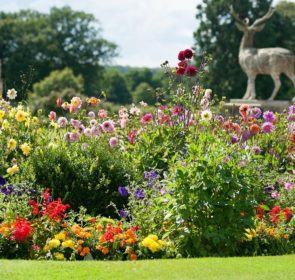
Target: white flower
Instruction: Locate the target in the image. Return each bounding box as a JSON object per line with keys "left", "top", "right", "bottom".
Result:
{"left": 129, "top": 105, "right": 140, "bottom": 115}
{"left": 201, "top": 110, "right": 212, "bottom": 121}
{"left": 139, "top": 101, "right": 148, "bottom": 107}
{"left": 7, "top": 88, "right": 17, "bottom": 100}
{"left": 204, "top": 89, "right": 212, "bottom": 99}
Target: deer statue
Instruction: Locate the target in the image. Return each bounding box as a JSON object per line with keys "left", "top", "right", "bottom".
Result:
{"left": 230, "top": 6, "right": 295, "bottom": 100}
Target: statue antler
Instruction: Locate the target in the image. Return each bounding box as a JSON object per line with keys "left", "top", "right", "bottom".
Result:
{"left": 230, "top": 5, "right": 249, "bottom": 26}
{"left": 251, "top": 7, "right": 275, "bottom": 27}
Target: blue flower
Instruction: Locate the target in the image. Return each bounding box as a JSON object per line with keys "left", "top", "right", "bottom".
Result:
{"left": 119, "top": 209, "right": 127, "bottom": 219}
{"left": 0, "top": 176, "right": 6, "bottom": 186}
{"left": 118, "top": 186, "right": 129, "bottom": 197}
{"left": 134, "top": 189, "right": 145, "bottom": 199}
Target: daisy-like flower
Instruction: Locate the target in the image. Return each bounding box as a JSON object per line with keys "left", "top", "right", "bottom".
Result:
{"left": 200, "top": 110, "right": 212, "bottom": 121}
{"left": 20, "top": 143, "right": 32, "bottom": 156}
{"left": 15, "top": 110, "right": 27, "bottom": 122}
{"left": 57, "top": 117, "right": 68, "bottom": 128}
{"left": 7, "top": 88, "right": 17, "bottom": 100}
{"left": 262, "top": 122, "right": 274, "bottom": 133}
{"left": 7, "top": 139, "right": 17, "bottom": 150}
{"left": 71, "top": 97, "right": 82, "bottom": 108}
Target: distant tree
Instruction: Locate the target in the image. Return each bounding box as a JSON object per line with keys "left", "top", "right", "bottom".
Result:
{"left": 103, "top": 69, "right": 131, "bottom": 104}
{"left": 32, "top": 67, "right": 84, "bottom": 97}
{"left": 125, "top": 68, "right": 154, "bottom": 92}
{"left": 0, "top": 6, "right": 117, "bottom": 97}
{"left": 132, "top": 82, "right": 156, "bottom": 104}
{"left": 193, "top": 0, "right": 295, "bottom": 100}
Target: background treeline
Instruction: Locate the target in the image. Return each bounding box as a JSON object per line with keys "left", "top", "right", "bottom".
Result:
{"left": 0, "top": 0, "right": 295, "bottom": 111}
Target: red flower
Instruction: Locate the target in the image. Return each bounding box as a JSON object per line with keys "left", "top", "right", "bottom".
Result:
{"left": 185, "top": 66, "right": 197, "bottom": 77}
{"left": 176, "top": 67, "right": 185, "bottom": 75}
{"left": 42, "top": 188, "right": 51, "bottom": 203}
{"left": 183, "top": 49, "right": 193, "bottom": 59}
{"left": 178, "top": 50, "right": 185, "bottom": 61}
{"left": 12, "top": 217, "right": 32, "bottom": 242}
{"left": 270, "top": 205, "right": 281, "bottom": 224}
{"left": 171, "top": 105, "right": 184, "bottom": 116}
{"left": 283, "top": 207, "right": 292, "bottom": 222}
{"left": 28, "top": 200, "right": 40, "bottom": 215}
{"left": 256, "top": 205, "right": 265, "bottom": 220}
{"left": 43, "top": 198, "right": 70, "bottom": 221}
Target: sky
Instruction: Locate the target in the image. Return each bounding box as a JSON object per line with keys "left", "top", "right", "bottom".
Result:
{"left": 0, "top": 0, "right": 292, "bottom": 68}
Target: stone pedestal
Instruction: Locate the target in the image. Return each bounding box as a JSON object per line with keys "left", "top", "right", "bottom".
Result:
{"left": 225, "top": 99, "right": 290, "bottom": 113}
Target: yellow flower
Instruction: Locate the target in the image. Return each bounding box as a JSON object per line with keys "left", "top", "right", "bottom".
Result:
{"left": 0, "top": 110, "right": 5, "bottom": 119}
{"left": 9, "top": 108, "right": 16, "bottom": 118}
{"left": 2, "top": 120, "right": 9, "bottom": 129}
{"left": 62, "top": 239, "right": 75, "bottom": 249}
{"left": 20, "top": 143, "right": 31, "bottom": 156}
{"left": 43, "top": 245, "right": 50, "bottom": 252}
{"left": 141, "top": 234, "right": 165, "bottom": 253}
{"left": 7, "top": 139, "right": 17, "bottom": 150}
{"left": 48, "top": 239, "right": 61, "bottom": 249}
{"left": 54, "top": 252, "right": 65, "bottom": 261}
{"left": 32, "top": 117, "right": 39, "bottom": 125}
{"left": 7, "top": 164, "right": 19, "bottom": 176}
{"left": 15, "top": 110, "right": 27, "bottom": 122}
{"left": 244, "top": 228, "right": 257, "bottom": 241}
{"left": 55, "top": 232, "right": 66, "bottom": 241}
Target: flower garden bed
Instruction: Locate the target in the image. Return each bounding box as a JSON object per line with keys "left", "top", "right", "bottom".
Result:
{"left": 0, "top": 49, "right": 294, "bottom": 260}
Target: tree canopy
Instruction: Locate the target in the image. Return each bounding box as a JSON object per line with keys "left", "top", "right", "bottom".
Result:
{"left": 193, "top": 0, "right": 295, "bottom": 100}
{"left": 0, "top": 6, "right": 117, "bottom": 97}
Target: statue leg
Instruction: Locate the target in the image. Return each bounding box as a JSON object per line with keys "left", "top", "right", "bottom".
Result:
{"left": 285, "top": 72, "right": 295, "bottom": 88}
{"left": 268, "top": 74, "right": 281, "bottom": 101}
{"left": 243, "top": 77, "right": 255, "bottom": 99}
{"left": 248, "top": 76, "right": 256, "bottom": 100}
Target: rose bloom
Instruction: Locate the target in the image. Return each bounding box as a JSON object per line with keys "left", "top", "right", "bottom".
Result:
{"left": 109, "top": 137, "right": 118, "bottom": 147}
{"left": 48, "top": 111, "right": 57, "bottom": 121}
{"left": 141, "top": 113, "right": 153, "bottom": 124}
{"left": 101, "top": 120, "right": 115, "bottom": 133}
{"left": 71, "top": 97, "right": 82, "bottom": 108}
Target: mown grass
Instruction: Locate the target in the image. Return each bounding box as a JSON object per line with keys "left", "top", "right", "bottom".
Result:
{"left": 1, "top": 255, "right": 295, "bottom": 280}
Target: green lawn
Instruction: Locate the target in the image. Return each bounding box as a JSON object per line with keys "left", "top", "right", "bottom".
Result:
{"left": 1, "top": 255, "right": 294, "bottom": 280}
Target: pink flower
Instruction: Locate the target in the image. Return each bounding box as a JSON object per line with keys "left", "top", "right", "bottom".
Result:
{"left": 141, "top": 113, "right": 153, "bottom": 124}
{"left": 57, "top": 117, "right": 68, "bottom": 127}
{"left": 56, "top": 98, "right": 63, "bottom": 108}
{"left": 48, "top": 111, "right": 56, "bottom": 121}
{"left": 88, "top": 111, "right": 95, "bottom": 119}
{"left": 83, "top": 128, "right": 92, "bottom": 137}
{"left": 71, "top": 97, "right": 82, "bottom": 108}
{"left": 109, "top": 137, "right": 118, "bottom": 147}
{"left": 128, "top": 130, "right": 137, "bottom": 144}
{"left": 284, "top": 182, "right": 293, "bottom": 190}
{"left": 102, "top": 120, "right": 115, "bottom": 133}
{"left": 98, "top": 109, "right": 108, "bottom": 119}
{"left": 71, "top": 119, "right": 80, "bottom": 128}
{"left": 262, "top": 122, "right": 274, "bottom": 133}
{"left": 69, "top": 105, "right": 78, "bottom": 114}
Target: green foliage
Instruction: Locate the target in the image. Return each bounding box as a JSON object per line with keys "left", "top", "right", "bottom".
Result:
{"left": 193, "top": 0, "right": 295, "bottom": 100}
{"left": 132, "top": 82, "right": 156, "bottom": 105}
{"left": 103, "top": 69, "right": 131, "bottom": 104}
{"left": 0, "top": 6, "right": 117, "bottom": 96}
{"left": 19, "top": 139, "right": 131, "bottom": 217}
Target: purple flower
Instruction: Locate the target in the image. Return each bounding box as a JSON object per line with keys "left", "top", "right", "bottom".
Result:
{"left": 214, "top": 115, "right": 224, "bottom": 124}
{"left": 119, "top": 209, "right": 127, "bottom": 219}
{"left": 160, "top": 189, "right": 166, "bottom": 196}
{"left": 71, "top": 119, "right": 80, "bottom": 128}
{"left": 231, "top": 134, "right": 239, "bottom": 144}
{"left": 263, "top": 111, "right": 276, "bottom": 123}
{"left": 88, "top": 111, "right": 95, "bottom": 119}
{"left": 64, "top": 132, "right": 71, "bottom": 141}
{"left": 252, "top": 146, "right": 261, "bottom": 155}
{"left": 1, "top": 186, "right": 13, "bottom": 195}
{"left": 144, "top": 170, "right": 158, "bottom": 182}
{"left": 0, "top": 176, "right": 6, "bottom": 186}
{"left": 249, "top": 107, "right": 262, "bottom": 119}
{"left": 134, "top": 189, "right": 145, "bottom": 199}
{"left": 287, "top": 113, "right": 295, "bottom": 122}
{"left": 240, "top": 130, "right": 251, "bottom": 142}
{"left": 69, "top": 132, "right": 80, "bottom": 142}
{"left": 288, "top": 105, "right": 295, "bottom": 114}
{"left": 264, "top": 185, "right": 275, "bottom": 193}
{"left": 262, "top": 122, "right": 274, "bottom": 133}
{"left": 118, "top": 186, "right": 128, "bottom": 197}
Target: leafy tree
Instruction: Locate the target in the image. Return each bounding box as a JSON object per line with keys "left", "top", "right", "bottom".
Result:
{"left": 125, "top": 68, "right": 154, "bottom": 92}
{"left": 132, "top": 82, "right": 156, "bottom": 104}
{"left": 0, "top": 6, "right": 117, "bottom": 97}
{"left": 193, "top": 0, "right": 295, "bottom": 100}
{"left": 102, "top": 69, "right": 131, "bottom": 104}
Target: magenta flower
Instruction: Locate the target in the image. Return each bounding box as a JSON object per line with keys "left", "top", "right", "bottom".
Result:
{"left": 284, "top": 182, "right": 293, "bottom": 190}
{"left": 141, "top": 113, "right": 153, "bottom": 124}
{"left": 262, "top": 122, "right": 274, "bottom": 133}
{"left": 109, "top": 137, "right": 118, "bottom": 147}
{"left": 263, "top": 111, "right": 276, "bottom": 123}
{"left": 249, "top": 107, "right": 262, "bottom": 119}
{"left": 71, "top": 119, "right": 80, "bottom": 128}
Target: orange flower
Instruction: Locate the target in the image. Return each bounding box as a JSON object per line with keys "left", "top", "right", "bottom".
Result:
{"left": 101, "top": 247, "right": 109, "bottom": 255}
{"left": 250, "top": 124, "right": 261, "bottom": 135}
{"left": 130, "top": 253, "right": 137, "bottom": 261}
{"left": 87, "top": 97, "right": 100, "bottom": 106}
{"left": 283, "top": 234, "right": 289, "bottom": 240}
{"left": 80, "top": 246, "right": 90, "bottom": 257}
{"left": 97, "top": 224, "right": 103, "bottom": 231}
